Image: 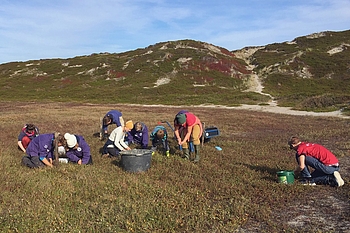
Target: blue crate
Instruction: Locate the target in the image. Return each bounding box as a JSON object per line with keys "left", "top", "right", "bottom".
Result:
{"left": 204, "top": 127, "right": 220, "bottom": 139}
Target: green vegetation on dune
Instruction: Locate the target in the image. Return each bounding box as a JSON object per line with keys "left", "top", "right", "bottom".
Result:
{"left": 252, "top": 30, "right": 350, "bottom": 112}
{"left": 0, "top": 30, "right": 350, "bottom": 112}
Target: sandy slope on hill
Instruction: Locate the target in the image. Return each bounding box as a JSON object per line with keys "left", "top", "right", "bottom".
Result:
{"left": 133, "top": 103, "right": 350, "bottom": 119}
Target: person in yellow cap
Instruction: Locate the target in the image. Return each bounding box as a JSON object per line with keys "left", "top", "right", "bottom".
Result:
{"left": 102, "top": 120, "right": 133, "bottom": 157}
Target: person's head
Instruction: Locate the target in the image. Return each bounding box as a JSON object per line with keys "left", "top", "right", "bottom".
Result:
{"left": 64, "top": 133, "right": 78, "bottom": 150}
{"left": 288, "top": 136, "right": 301, "bottom": 150}
{"left": 53, "top": 132, "right": 66, "bottom": 155}
{"left": 125, "top": 120, "right": 133, "bottom": 132}
{"left": 25, "top": 124, "right": 36, "bottom": 133}
{"left": 175, "top": 113, "right": 186, "bottom": 125}
{"left": 54, "top": 132, "right": 65, "bottom": 146}
{"left": 156, "top": 129, "right": 165, "bottom": 139}
{"left": 103, "top": 115, "right": 112, "bottom": 125}
{"left": 134, "top": 122, "right": 142, "bottom": 131}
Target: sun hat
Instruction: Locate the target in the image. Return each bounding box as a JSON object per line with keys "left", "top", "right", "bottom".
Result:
{"left": 64, "top": 133, "right": 77, "bottom": 148}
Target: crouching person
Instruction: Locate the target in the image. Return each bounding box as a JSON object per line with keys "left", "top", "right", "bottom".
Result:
{"left": 150, "top": 125, "right": 170, "bottom": 157}
{"left": 174, "top": 112, "right": 203, "bottom": 162}
{"left": 127, "top": 121, "right": 149, "bottom": 149}
{"left": 22, "top": 132, "right": 64, "bottom": 168}
{"left": 288, "top": 136, "right": 344, "bottom": 186}
{"left": 64, "top": 133, "right": 93, "bottom": 165}
{"left": 18, "top": 123, "right": 40, "bottom": 152}
{"left": 102, "top": 120, "right": 133, "bottom": 157}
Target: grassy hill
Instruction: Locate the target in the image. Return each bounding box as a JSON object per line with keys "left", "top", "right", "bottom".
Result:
{"left": 0, "top": 40, "right": 266, "bottom": 106}
{"left": 0, "top": 30, "right": 349, "bottom": 112}
{"left": 238, "top": 30, "right": 350, "bottom": 112}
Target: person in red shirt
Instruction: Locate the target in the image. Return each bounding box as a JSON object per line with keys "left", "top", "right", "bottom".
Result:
{"left": 174, "top": 112, "right": 203, "bottom": 162}
{"left": 18, "top": 124, "right": 39, "bottom": 152}
{"left": 288, "top": 136, "right": 344, "bottom": 186}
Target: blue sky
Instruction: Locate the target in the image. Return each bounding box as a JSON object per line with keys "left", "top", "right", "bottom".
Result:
{"left": 1, "top": 0, "right": 349, "bottom": 64}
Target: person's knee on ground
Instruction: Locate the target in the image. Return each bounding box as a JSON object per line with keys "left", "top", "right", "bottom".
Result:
{"left": 21, "top": 136, "right": 32, "bottom": 149}
{"left": 22, "top": 156, "right": 45, "bottom": 168}
{"left": 107, "top": 147, "right": 119, "bottom": 157}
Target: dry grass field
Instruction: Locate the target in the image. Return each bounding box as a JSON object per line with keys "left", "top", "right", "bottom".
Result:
{"left": 0, "top": 101, "right": 349, "bottom": 232}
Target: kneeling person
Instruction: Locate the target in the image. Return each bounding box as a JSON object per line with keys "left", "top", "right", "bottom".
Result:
{"left": 18, "top": 123, "right": 40, "bottom": 152}
{"left": 102, "top": 120, "right": 133, "bottom": 157}
{"left": 150, "top": 125, "right": 170, "bottom": 156}
{"left": 22, "top": 132, "right": 64, "bottom": 168}
{"left": 288, "top": 136, "right": 344, "bottom": 186}
{"left": 64, "top": 133, "right": 93, "bottom": 165}
{"left": 127, "top": 121, "right": 149, "bottom": 149}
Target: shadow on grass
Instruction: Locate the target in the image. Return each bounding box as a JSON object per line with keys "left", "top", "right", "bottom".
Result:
{"left": 242, "top": 163, "right": 280, "bottom": 182}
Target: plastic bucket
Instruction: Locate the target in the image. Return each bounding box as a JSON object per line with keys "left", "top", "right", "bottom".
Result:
{"left": 276, "top": 170, "right": 295, "bottom": 184}
{"left": 120, "top": 149, "right": 152, "bottom": 173}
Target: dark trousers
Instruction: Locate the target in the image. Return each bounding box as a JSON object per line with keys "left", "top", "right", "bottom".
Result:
{"left": 86, "top": 156, "right": 93, "bottom": 165}
{"left": 152, "top": 138, "right": 170, "bottom": 152}
{"left": 22, "top": 156, "right": 45, "bottom": 168}
{"left": 103, "top": 139, "right": 121, "bottom": 156}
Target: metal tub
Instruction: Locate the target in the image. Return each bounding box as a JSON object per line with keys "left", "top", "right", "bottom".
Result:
{"left": 120, "top": 149, "right": 152, "bottom": 172}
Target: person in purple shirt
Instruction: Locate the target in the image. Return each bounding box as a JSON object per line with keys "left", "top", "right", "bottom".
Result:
{"left": 101, "top": 110, "right": 125, "bottom": 140}
{"left": 22, "top": 132, "right": 64, "bottom": 168}
{"left": 64, "top": 133, "right": 93, "bottom": 165}
{"left": 127, "top": 122, "right": 149, "bottom": 149}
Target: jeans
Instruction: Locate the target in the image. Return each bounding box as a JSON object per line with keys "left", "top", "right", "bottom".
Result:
{"left": 296, "top": 155, "right": 339, "bottom": 185}
{"left": 103, "top": 139, "right": 121, "bottom": 156}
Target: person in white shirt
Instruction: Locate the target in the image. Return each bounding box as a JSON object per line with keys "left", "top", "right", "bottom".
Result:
{"left": 102, "top": 120, "right": 133, "bottom": 157}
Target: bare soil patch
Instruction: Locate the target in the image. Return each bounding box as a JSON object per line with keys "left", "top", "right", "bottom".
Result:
{"left": 236, "top": 155, "right": 350, "bottom": 233}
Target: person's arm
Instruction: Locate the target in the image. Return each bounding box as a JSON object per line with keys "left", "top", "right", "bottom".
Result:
{"left": 18, "top": 141, "right": 26, "bottom": 152}
{"left": 174, "top": 125, "right": 181, "bottom": 144}
{"left": 80, "top": 140, "right": 91, "bottom": 164}
{"left": 66, "top": 151, "right": 80, "bottom": 163}
{"left": 142, "top": 127, "right": 149, "bottom": 148}
{"left": 102, "top": 114, "right": 108, "bottom": 132}
{"left": 299, "top": 154, "right": 306, "bottom": 170}
{"left": 119, "top": 134, "right": 131, "bottom": 150}
{"left": 181, "top": 125, "right": 193, "bottom": 145}
{"left": 102, "top": 123, "right": 108, "bottom": 133}
{"left": 37, "top": 139, "right": 53, "bottom": 164}
{"left": 113, "top": 129, "right": 129, "bottom": 151}
{"left": 40, "top": 157, "right": 53, "bottom": 167}
{"left": 18, "top": 132, "right": 26, "bottom": 152}
{"left": 127, "top": 131, "right": 134, "bottom": 144}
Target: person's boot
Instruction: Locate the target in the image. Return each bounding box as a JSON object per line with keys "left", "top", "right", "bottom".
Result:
{"left": 183, "top": 148, "right": 190, "bottom": 159}
{"left": 193, "top": 145, "right": 200, "bottom": 162}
